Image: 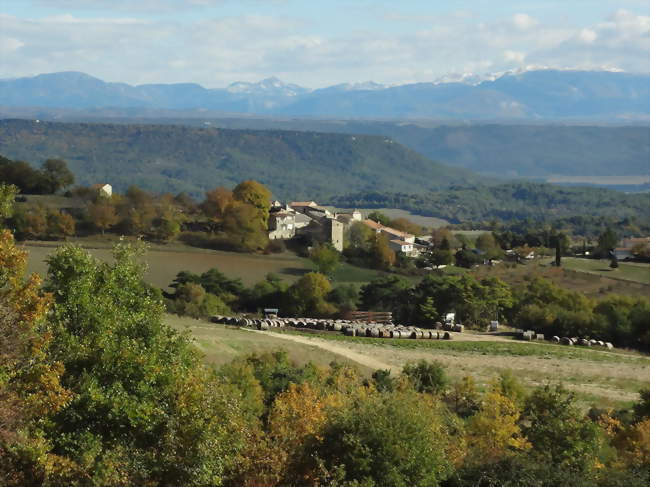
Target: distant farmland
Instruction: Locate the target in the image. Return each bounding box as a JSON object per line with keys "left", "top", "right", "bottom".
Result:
{"left": 24, "top": 241, "right": 312, "bottom": 289}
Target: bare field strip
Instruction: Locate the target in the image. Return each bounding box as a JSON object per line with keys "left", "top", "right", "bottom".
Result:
{"left": 546, "top": 175, "right": 650, "bottom": 185}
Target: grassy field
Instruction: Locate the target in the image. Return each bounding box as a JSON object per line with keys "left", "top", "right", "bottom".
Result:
{"left": 558, "top": 257, "right": 650, "bottom": 285}
{"left": 24, "top": 239, "right": 312, "bottom": 289}
{"left": 279, "top": 330, "right": 650, "bottom": 408}
{"left": 474, "top": 260, "right": 650, "bottom": 298}
{"left": 166, "top": 315, "right": 650, "bottom": 410}
{"left": 23, "top": 238, "right": 391, "bottom": 290}
{"left": 165, "top": 315, "right": 372, "bottom": 373}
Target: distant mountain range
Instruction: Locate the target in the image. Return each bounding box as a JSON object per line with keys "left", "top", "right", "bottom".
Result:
{"left": 1, "top": 70, "right": 649, "bottom": 121}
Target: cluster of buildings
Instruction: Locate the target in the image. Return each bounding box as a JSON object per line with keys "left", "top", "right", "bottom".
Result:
{"left": 268, "top": 200, "right": 421, "bottom": 256}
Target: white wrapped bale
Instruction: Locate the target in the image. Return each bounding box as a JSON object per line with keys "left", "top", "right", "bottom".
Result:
{"left": 551, "top": 336, "right": 560, "bottom": 343}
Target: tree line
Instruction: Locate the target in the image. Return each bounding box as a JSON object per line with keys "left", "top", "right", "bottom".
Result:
{"left": 164, "top": 263, "right": 650, "bottom": 350}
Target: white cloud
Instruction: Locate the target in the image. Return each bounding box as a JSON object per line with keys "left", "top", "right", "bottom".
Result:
{"left": 512, "top": 13, "right": 537, "bottom": 31}
{"left": 578, "top": 28, "right": 597, "bottom": 43}
{"left": 504, "top": 50, "right": 526, "bottom": 62}
{"left": 0, "top": 9, "right": 648, "bottom": 88}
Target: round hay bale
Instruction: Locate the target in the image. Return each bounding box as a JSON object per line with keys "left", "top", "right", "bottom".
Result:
{"left": 332, "top": 323, "right": 343, "bottom": 332}
{"left": 589, "top": 339, "right": 598, "bottom": 347}
{"left": 258, "top": 322, "right": 269, "bottom": 331}
{"left": 443, "top": 331, "right": 452, "bottom": 340}
{"left": 370, "top": 328, "right": 380, "bottom": 338}
{"left": 605, "top": 342, "right": 614, "bottom": 349}
{"left": 453, "top": 324, "right": 464, "bottom": 333}
{"left": 560, "top": 337, "right": 573, "bottom": 346}
{"left": 578, "top": 338, "right": 590, "bottom": 347}
{"left": 551, "top": 336, "right": 560, "bottom": 343}
{"left": 345, "top": 327, "right": 356, "bottom": 336}
{"left": 597, "top": 340, "right": 605, "bottom": 347}
{"left": 391, "top": 330, "right": 401, "bottom": 339}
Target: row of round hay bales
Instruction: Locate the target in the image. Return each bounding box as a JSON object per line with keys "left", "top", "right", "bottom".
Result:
{"left": 211, "top": 315, "right": 288, "bottom": 331}
{"left": 551, "top": 336, "right": 614, "bottom": 349}
{"left": 441, "top": 323, "right": 464, "bottom": 332}
{"left": 211, "top": 315, "right": 453, "bottom": 340}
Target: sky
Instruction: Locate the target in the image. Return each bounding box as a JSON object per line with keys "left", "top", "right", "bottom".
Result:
{"left": 1, "top": 1, "right": 649, "bottom": 88}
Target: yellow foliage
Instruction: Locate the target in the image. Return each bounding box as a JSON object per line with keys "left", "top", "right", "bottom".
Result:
{"left": 465, "top": 391, "right": 530, "bottom": 464}
{"left": 0, "top": 230, "right": 73, "bottom": 484}
{"left": 615, "top": 418, "right": 650, "bottom": 469}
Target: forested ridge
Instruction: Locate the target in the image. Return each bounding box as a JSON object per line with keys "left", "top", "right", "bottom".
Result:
{"left": 0, "top": 119, "right": 477, "bottom": 200}
{"left": 331, "top": 182, "right": 650, "bottom": 225}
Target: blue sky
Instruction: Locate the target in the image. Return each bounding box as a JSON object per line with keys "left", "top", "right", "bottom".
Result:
{"left": 1, "top": 1, "right": 648, "bottom": 87}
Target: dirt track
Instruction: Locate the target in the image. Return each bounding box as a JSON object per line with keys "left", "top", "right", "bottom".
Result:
{"left": 247, "top": 329, "right": 394, "bottom": 371}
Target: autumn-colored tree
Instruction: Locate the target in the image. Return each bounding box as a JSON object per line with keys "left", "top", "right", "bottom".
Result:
{"left": 0, "top": 230, "right": 73, "bottom": 485}
{"left": 465, "top": 391, "right": 530, "bottom": 465}
{"left": 223, "top": 201, "right": 269, "bottom": 251}
{"left": 46, "top": 210, "right": 75, "bottom": 239}
{"left": 614, "top": 418, "right": 650, "bottom": 470}
{"left": 201, "top": 187, "right": 234, "bottom": 222}
{"left": 285, "top": 272, "right": 336, "bottom": 317}
{"left": 445, "top": 375, "right": 481, "bottom": 418}
{"left": 87, "top": 200, "right": 119, "bottom": 234}
{"left": 390, "top": 217, "right": 422, "bottom": 236}
{"left": 371, "top": 233, "right": 396, "bottom": 270}
{"left": 233, "top": 180, "right": 272, "bottom": 226}
{"left": 21, "top": 205, "right": 47, "bottom": 239}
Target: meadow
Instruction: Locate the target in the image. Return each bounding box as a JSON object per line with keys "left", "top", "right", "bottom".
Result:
{"left": 166, "top": 316, "right": 650, "bottom": 410}
{"left": 24, "top": 240, "right": 312, "bottom": 289}
{"left": 559, "top": 257, "right": 650, "bottom": 285}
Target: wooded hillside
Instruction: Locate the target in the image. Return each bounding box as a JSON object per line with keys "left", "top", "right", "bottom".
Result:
{"left": 0, "top": 119, "right": 477, "bottom": 199}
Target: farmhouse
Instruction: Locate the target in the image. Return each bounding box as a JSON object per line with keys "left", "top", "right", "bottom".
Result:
{"left": 268, "top": 201, "right": 358, "bottom": 251}
{"left": 362, "top": 218, "right": 420, "bottom": 256}
{"left": 91, "top": 183, "right": 112, "bottom": 198}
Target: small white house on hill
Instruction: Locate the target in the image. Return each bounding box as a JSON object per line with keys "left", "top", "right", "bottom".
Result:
{"left": 91, "top": 183, "right": 112, "bottom": 198}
